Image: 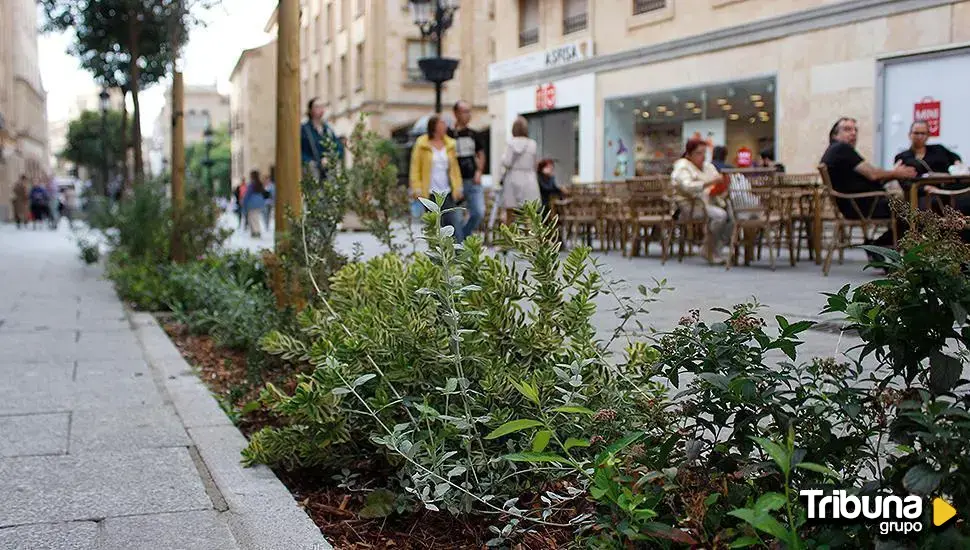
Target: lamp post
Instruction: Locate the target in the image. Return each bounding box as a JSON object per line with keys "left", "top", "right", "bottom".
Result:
{"left": 409, "top": 0, "right": 460, "bottom": 114}
{"left": 99, "top": 88, "right": 111, "bottom": 197}
{"left": 203, "top": 122, "right": 214, "bottom": 194}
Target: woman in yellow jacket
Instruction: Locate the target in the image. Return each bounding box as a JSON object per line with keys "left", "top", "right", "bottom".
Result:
{"left": 410, "top": 115, "right": 465, "bottom": 240}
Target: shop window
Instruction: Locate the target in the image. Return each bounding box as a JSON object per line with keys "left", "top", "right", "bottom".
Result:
{"left": 406, "top": 40, "right": 429, "bottom": 82}
{"left": 563, "top": 0, "right": 587, "bottom": 35}
{"left": 633, "top": 0, "right": 666, "bottom": 15}
{"left": 519, "top": 0, "right": 539, "bottom": 47}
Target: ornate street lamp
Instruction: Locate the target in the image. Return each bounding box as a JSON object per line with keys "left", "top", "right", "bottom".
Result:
{"left": 409, "top": 0, "right": 460, "bottom": 114}
{"left": 99, "top": 88, "right": 111, "bottom": 197}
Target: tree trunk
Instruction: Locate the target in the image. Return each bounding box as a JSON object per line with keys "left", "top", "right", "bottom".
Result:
{"left": 128, "top": 11, "right": 144, "bottom": 185}
{"left": 120, "top": 87, "right": 130, "bottom": 192}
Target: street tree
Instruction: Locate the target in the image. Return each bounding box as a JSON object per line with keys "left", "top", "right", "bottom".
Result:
{"left": 61, "top": 110, "right": 127, "bottom": 192}
{"left": 185, "top": 126, "right": 231, "bottom": 196}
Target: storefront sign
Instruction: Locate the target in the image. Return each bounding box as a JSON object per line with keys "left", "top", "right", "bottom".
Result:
{"left": 736, "top": 147, "right": 753, "bottom": 167}
{"left": 535, "top": 84, "right": 557, "bottom": 111}
{"left": 489, "top": 40, "right": 593, "bottom": 82}
{"left": 913, "top": 97, "right": 941, "bottom": 137}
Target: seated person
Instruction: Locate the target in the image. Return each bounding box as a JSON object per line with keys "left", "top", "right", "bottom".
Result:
{"left": 820, "top": 117, "right": 916, "bottom": 248}
{"left": 894, "top": 121, "right": 962, "bottom": 176}
{"left": 760, "top": 148, "right": 785, "bottom": 173}
{"left": 672, "top": 138, "right": 732, "bottom": 264}
{"left": 711, "top": 145, "right": 733, "bottom": 172}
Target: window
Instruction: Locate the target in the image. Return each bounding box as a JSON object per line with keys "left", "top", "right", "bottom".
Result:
{"left": 325, "top": 4, "right": 333, "bottom": 42}
{"left": 563, "top": 0, "right": 587, "bottom": 34}
{"left": 356, "top": 43, "right": 365, "bottom": 91}
{"left": 340, "top": 54, "right": 348, "bottom": 97}
{"left": 633, "top": 0, "right": 666, "bottom": 15}
{"left": 406, "top": 40, "right": 428, "bottom": 82}
{"left": 356, "top": 0, "right": 365, "bottom": 17}
{"left": 519, "top": 0, "right": 539, "bottom": 47}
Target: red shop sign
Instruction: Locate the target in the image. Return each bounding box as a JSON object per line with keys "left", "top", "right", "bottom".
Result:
{"left": 913, "top": 97, "right": 941, "bottom": 137}
{"left": 736, "top": 146, "right": 753, "bottom": 168}
{"left": 535, "top": 83, "right": 557, "bottom": 111}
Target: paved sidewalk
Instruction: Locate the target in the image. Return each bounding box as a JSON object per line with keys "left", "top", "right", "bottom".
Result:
{"left": 0, "top": 223, "right": 278, "bottom": 550}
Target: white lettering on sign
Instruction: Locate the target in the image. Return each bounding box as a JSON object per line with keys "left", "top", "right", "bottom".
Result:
{"left": 488, "top": 40, "right": 593, "bottom": 82}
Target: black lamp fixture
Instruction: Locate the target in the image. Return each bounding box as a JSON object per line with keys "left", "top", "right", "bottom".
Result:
{"left": 409, "top": 0, "right": 460, "bottom": 114}
{"left": 99, "top": 88, "right": 111, "bottom": 196}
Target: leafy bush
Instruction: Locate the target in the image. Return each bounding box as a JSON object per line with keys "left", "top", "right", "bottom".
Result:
{"left": 244, "top": 201, "right": 657, "bottom": 521}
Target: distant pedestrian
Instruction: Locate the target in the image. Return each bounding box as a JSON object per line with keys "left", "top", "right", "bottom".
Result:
{"left": 536, "top": 158, "right": 564, "bottom": 218}
{"left": 496, "top": 116, "right": 541, "bottom": 222}
{"left": 448, "top": 100, "right": 486, "bottom": 240}
{"left": 28, "top": 181, "right": 50, "bottom": 230}
{"left": 243, "top": 170, "right": 268, "bottom": 239}
{"left": 46, "top": 177, "right": 60, "bottom": 229}
{"left": 232, "top": 179, "right": 247, "bottom": 229}
{"left": 61, "top": 185, "right": 78, "bottom": 230}
{"left": 300, "top": 97, "right": 344, "bottom": 180}
{"left": 12, "top": 175, "right": 29, "bottom": 229}
{"left": 263, "top": 176, "right": 275, "bottom": 230}
{"left": 409, "top": 114, "right": 464, "bottom": 239}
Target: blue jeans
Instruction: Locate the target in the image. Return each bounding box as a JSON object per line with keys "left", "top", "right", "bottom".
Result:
{"left": 461, "top": 179, "right": 484, "bottom": 240}
{"left": 424, "top": 193, "right": 464, "bottom": 243}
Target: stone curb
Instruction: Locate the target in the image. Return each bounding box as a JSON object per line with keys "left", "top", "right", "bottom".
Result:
{"left": 129, "top": 313, "right": 332, "bottom": 550}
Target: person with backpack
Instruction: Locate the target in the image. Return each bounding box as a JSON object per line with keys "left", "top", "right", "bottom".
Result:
{"left": 242, "top": 170, "right": 268, "bottom": 239}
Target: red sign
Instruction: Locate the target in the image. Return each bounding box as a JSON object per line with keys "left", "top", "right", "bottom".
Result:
{"left": 913, "top": 97, "right": 941, "bottom": 137}
{"left": 736, "top": 147, "right": 753, "bottom": 168}
{"left": 535, "top": 83, "right": 557, "bottom": 111}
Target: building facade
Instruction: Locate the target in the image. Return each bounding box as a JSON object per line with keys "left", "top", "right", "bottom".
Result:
{"left": 229, "top": 40, "right": 278, "bottom": 186}
{"left": 0, "top": 0, "right": 50, "bottom": 221}
{"left": 488, "top": 0, "right": 970, "bottom": 184}
{"left": 154, "top": 84, "right": 231, "bottom": 171}
{"left": 293, "top": 0, "right": 494, "bottom": 140}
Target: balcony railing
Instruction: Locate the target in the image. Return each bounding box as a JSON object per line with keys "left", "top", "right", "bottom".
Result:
{"left": 633, "top": 0, "right": 666, "bottom": 15}
{"left": 562, "top": 13, "right": 587, "bottom": 35}
{"left": 519, "top": 28, "right": 539, "bottom": 47}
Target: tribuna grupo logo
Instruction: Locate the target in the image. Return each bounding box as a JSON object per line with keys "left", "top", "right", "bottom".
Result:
{"left": 800, "top": 490, "right": 957, "bottom": 535}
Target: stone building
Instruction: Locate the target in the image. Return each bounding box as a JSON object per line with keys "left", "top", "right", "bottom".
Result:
{"left": 0, "top": 0, "right": 50, "bottom": 221}
{"left": 154, "top": 84, "right": 231, "bottom": 170}
{"left": 487, "top": 0, "right": 970, "bottom": 184}
{"left": 287, "top": 0, "right": 494, "bottom": 140}
{"left": 229, "top": 40, "right": 278, "bottom": 186}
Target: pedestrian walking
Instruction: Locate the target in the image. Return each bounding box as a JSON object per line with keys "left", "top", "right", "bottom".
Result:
{"left": 46, "top": 177, "right": 60, "bottom": 230}
{"left": 448, "top": 100, "right": 486, "bottom": 240}
{"left": 495, "top": 117, "right": 541, "bottom": 224}
{"left": 232, "top": 179, "right": 247, "bottom": 229}
{"left": 12, "top": 175, "right": 29, "bottom": 229}
{"left": 28, "top": 180, "right": 50, "bottom": 230}
{"left": 300, "top": 98, "right": 344, "bottom": 180}
{"left": 409, "top": 114, "right": 464, "bottom": 239}
{"left": 263, "top": 176, "right": 275, "bottom": 230}
{"left": 61, "top": 185, "right": 78, "bottom": 230}
{"left": 243, "top": 170, "right": 268, "bottom": 239}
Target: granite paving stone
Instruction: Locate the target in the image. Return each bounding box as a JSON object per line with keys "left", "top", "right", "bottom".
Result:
{"left": 0, "top": 412, "right": 70, "bottom": 457}
{"left": 0, "top": 521, "right": 99, "bottom": 550}
{"left": 102, "top": 510, "right": 239, "bottom": 550}
{"left": 70, "top": 405, "right": 190, "bottom": 453}
{"left": 0, "top": 447, "right": 212, "bottom": 526}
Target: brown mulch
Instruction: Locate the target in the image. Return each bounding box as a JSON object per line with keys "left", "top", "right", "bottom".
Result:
{"left": 161, "top": 320, "right": 574, "bottom": 549}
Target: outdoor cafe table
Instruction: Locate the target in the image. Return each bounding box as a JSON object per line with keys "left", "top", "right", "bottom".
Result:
{"left": 906, "top": 174, "right": 970, "bottom": 209}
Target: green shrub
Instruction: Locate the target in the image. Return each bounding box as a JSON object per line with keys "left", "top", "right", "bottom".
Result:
{"left": 243, "top": 201, "right": 657, "bottom": 518}
{"left": 107, "top": 252, "right": 173, "bottom": 311}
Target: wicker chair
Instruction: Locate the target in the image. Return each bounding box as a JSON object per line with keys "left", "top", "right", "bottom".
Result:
{"left": 725, "top": 180, "right": 794, "bottom": 270}
{"left": 778, "top": 173, "right": 822, "bottom": 263}
{"left": 628, "top": 191, "right": 675, "bottom": 262}
{"left": 817, "top": 164, "right": 899, "bottom": 276}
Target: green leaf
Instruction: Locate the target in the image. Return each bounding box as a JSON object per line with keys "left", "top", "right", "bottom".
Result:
{"left": 532, "top": 430, "right": 552, "bottom": 452}
{"left": 730, "top": 536, "right": 761, "bottom": 548}
{"left": 594, "top": 432, "right": 645, "bottom": 465}
{"left": 704, "top": 493, "right": 720, "bottom": 507}
{"left": 352, "top": 374, "right": 377, "bottom": 387}
{"left": 902, "top": 464, "right": 944, "bottom": 495}
{"left": 563, "top": 437, "right": 590, "bottom": 451}
{"left": 551, "top": 405, "right": 595, "bottom": 416}
{"left": 484, "top": 419, "right": 544, "bottom": 440}
{"left": 929, "top": 353, "right": 963, "bottom": 395}
{"left": 239, "top": 400, "right": 261, "bottom": 414}
{"left": 502, "top": 452, "right": 571, "bottom": 464}
{"left": 358, "top": 489, "right": 396, "bottom": 519}
{"left": 728, "top": 508, "right": 793, "bottom": 542}
{"left": 750, "top": 436, "right": 791, "bottom": 476}
{"left": 754, "top": 492, "right": 787, "bottom": 513}
{"left": 796, "top": 462, "right": 840, "bottom": 479}
{"left": 510, "top": 379, "right": 540, "bottom": 405}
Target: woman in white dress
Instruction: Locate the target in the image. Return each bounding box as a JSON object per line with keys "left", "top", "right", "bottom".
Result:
{"left": 497, "top": 117, "right": 541, "bottom": 219}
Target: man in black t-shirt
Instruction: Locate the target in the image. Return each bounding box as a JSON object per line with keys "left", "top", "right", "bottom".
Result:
{"left": 820, "top": 117, "right": 916, "bottom": 247}
{"left": 448, "top": 100, "right": 486, "bottom": 240}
